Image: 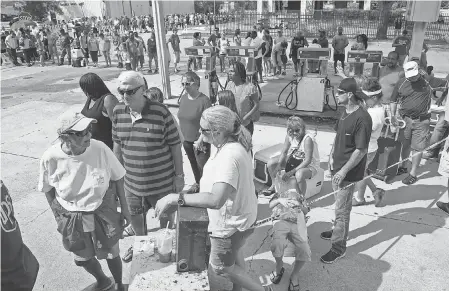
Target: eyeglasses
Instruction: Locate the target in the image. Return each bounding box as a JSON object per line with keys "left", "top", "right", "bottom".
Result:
{"left": 199, "top": 127, "right": 211, "bottom": 134}
{"left": 182, "top": 82, "right": 192, "bottom": 87}
{"left": 117, "top": 85, "right": 143, "bottom": 96}
{"left": 67, "top": 126, "right": 92, "bottom": 137}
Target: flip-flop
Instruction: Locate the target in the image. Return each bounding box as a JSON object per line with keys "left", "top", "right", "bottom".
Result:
{"left": 95, "top": 278, "right": 114, "bottom": 291}
{"left": 122, "top": 246, "right": 133, "bottom": 263}
{"left": 288, "top": 280, "right": 301, "bottom": 291}
{"left": 269, "top": 267, "right": 284, "bottom": 284}
{"left": 396, "top": 167, "right": 408, "bottom": 176}
{"left": 402, "top": 174, "right": 418, "bottom": 185}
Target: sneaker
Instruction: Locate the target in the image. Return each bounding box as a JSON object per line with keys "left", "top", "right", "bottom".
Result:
{"left": 281, "top": 71, "right": 286, "bottom": 76}
{"left": 352, "top": 197, "right": 366, "bottom": 206}
{"left": 320, "top": 230, "right": 333, "bottom": 240}
{"left": 373, "top": 188, "right": 386, "bottom": 207}
{"left": 320, "top": 249, "right": 346, "bottom": 264}
{"left": 186, "top": 183, "right": 200, "bottom": 194}
{"left": 436, "top": 201, "right": 449, "bottom": 215}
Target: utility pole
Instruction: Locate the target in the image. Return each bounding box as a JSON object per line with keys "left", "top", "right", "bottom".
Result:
{"left": 152, "top": 0, "right": 171, "bottom": 99}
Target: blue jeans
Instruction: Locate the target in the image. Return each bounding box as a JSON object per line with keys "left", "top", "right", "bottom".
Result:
{"left": 331, "top": 180, "right": 355, "bottom": 255}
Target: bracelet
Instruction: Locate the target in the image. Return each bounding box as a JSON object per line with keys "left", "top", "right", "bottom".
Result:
{"left": 175, "top": 174, "right": 185, "bottom": 178}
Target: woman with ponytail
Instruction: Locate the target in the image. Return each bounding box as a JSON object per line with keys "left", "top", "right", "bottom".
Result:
{"left": 155, "top": 106, "right": 273, "bottom": 291}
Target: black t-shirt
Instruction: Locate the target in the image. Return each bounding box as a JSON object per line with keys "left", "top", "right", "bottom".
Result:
{"left": 1, "top": 181, "right": 39, "bottom": 290}
{"left": 291, "top": 36, "right": 308, "bottom": 58}
{"left": 331, "top": 107, "right": 372, "bottom": 182}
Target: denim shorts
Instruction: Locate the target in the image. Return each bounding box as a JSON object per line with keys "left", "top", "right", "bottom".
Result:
{"left": 209, "top": 228, "right": 254, "bottom": 274}
{"left": 365, "top": 151, "right": 377, "bottom": 174}
{"left": 271, "top": 220, "right": 311, "bottom": 262}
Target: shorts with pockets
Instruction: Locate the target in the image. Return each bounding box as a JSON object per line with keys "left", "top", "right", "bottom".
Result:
{"left": 271, "top": 220, "right": 311, "bottom": 261}
{"left": 125, "top": 189, "right": 167, "bottom": 215}
{"left": 209, "top": 228, "right": 254, "bottom": 274}
{"left": 173, "top": 51, "right": 180, "bottom": 63}
{"left": 399, "top": 116, "right": 430, "bottom": 151}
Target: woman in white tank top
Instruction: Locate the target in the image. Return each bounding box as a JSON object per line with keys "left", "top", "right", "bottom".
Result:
{"left": 262, "top": 116, "right": 320, "bottom": 196}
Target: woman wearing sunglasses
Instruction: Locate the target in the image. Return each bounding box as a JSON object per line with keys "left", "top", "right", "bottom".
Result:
{"left": 80, "top": 73, "right": 119, "bottom": 150}
{"left": 155, "top": 106, "right": 273, "bottom": 291}
{"left": 260, "top": 116, "right": 320, "bottom": 197}
{"left": 38, "top": 111, "right": 131, "bottom": 291}
{"left": 177, "top": 72, "right": 212, "bottom": 193}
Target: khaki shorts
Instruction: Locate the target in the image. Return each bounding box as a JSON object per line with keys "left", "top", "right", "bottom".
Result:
{"left": 271, "top": 220, "right": 311, "bottom": 262}
{"left": 399, "top": 116, "right": 430, "bottom": 151}
{"left": 173, "top": 51, "right": 180, "bottom": 63}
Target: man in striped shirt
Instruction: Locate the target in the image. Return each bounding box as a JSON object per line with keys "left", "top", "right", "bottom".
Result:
{"left": 112, "top": 71, "right": 184, "bottom": 261}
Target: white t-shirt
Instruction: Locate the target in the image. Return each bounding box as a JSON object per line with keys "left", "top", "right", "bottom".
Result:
{"left": 242, "top": 37, "right": 252, "bottom": 47}
{"left": 38, "top": 139, "right": 126, "bottom": 212}
{"left": 367, "top": 106, "right": 385, "bottom": 153}
{"left": 200, "top": 142, "right": 258, "bottom": 238}
{"left": 250, "top": 37, "right": 263, "bottom": 59}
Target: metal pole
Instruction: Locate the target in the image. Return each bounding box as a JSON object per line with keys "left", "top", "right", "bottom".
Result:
{"left": 152, "top": 0, "right": 172, "bottom": 99}
{"left": 214, "top": 0, "right": 216, "bottom": 29}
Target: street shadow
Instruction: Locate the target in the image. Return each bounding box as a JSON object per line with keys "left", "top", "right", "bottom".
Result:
{"left": 247, "top": 255, "right": 390, "bottom": 291}
{"left": 80, "top": 276, "right": 115, "bottom": 291}
{"left": 348, "top": 207, "right": 446, "bottom": 255}
{"left": 381, "top": 184, "right": 446, "bottom": 207}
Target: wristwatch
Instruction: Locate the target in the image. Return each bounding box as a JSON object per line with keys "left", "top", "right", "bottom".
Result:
{"left": 177, "top": 192, "right": 186, "bottom": 206}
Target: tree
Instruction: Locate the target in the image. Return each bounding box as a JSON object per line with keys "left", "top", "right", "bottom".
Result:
{"left": 376, "top": 0, "right": 394, "bottom": 39}
{"left": 19, "top": 1, "right": 62, "bottom": 21}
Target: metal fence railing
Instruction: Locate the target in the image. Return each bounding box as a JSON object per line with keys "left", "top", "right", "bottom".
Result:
{"left": 211, "top": 11, "right": 449, "bottom": 41}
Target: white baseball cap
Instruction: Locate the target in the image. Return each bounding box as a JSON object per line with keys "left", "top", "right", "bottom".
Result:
{"left": 403, "top": 61, "right": 419, "bottom": 78}
{"left": 57, "top": 112, "right": 96, "bottom": 135}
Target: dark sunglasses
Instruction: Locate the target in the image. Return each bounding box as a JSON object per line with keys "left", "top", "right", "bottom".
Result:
{"left": 67, "top": 126, "right": 92, "bottom": 137}
{"left": 117, "top": 85, "right": 143, "bottom": 96}
{"left": 182, "top": 82, "right": 192, "bottom": 87}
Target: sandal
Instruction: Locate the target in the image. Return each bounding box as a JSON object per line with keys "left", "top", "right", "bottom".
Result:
{"left": 402, "top": 174, "right": 418, "bottom": 185}
{"left": 123, "top": 225, "right": 135, "bottom": 237}
{"left": 261, "top": 187, "right": 276, "bottom": 197}
{"left": 396, "top": 167, "right": 408, "bottom": 176}
{"left": 269, "top": 267, "right": 284, "bottom": 284}
{"left": 122, "top": 246, "right": 133, "bottom": 263}
{"left": 288, "top": 280, "right": 301, "bottom": 291}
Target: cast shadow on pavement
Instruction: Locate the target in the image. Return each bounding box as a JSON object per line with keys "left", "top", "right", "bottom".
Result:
{"left": 81, "top": 276, "right": 115, "bottom": 291}
{"left": 247, "top": 255, "right": 390, "bottom": 291}
{"left": 380, "top": 184, "right": 446, "bottom": 207}
{"left": 347, "top": 207, "right": 447, "bottom": 256}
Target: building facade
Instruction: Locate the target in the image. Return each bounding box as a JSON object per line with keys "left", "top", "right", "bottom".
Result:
{"left": 56, "top": 0, "right": 194, "bottom": 20}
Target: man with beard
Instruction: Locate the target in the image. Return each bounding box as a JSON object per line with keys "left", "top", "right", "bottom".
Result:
{"left": 378, "top": 51, "right": 404, "bottom": 104}
{"left": 320, "top": 78, "right": 372, "bottom": 264}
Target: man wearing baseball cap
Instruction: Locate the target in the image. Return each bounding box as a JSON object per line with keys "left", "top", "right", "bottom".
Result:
{"left": 390, "top": 61, "right": 449, "bottom": 185}
{"left": 321, "top": 78, "right": 372, "bottom": 264}
{"left": 112, "top": 71, "right": 184, "bottom": 262}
